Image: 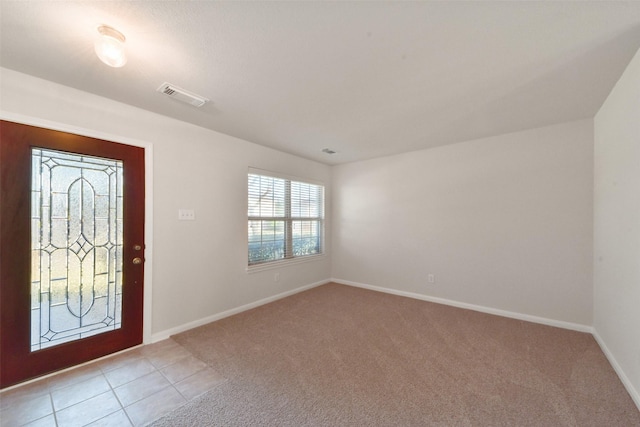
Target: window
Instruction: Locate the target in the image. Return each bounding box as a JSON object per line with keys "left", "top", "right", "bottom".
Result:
{"left": 248, "top": 170, "right": 324, "bottom": 266}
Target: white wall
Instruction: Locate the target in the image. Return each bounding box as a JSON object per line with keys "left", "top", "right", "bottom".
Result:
{"left": 332, "top": 119, "right": 594, "bottom": 326}
{"left": 0, "top": 68, "right": 332, "bottom": 340}
{"left": 594, "top": 47, "right": 640, "bottom": 407}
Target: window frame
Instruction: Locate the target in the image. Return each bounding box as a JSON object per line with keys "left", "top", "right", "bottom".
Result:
{"left": 247, "top": 168, "right": 325, "bottom": 271}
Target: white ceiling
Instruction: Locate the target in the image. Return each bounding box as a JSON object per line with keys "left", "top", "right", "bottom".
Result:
{"left": 1, "top": 1, "right": 640, "bottom": 165}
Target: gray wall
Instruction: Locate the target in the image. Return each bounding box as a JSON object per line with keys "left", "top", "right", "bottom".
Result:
{"left": 594, "top": 46, "right": 640, "bottom": 407}
{"left": 332, "top": 120, "right": 594, "bottom": 326}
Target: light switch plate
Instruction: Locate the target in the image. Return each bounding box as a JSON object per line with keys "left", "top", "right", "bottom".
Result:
{"left": 178, "top": 209, "right": 195, "bottom": 220}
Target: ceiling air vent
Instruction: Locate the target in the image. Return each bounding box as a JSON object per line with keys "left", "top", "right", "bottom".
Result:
{"left": 157, "top": 82, "right": 209, "bottom": 107}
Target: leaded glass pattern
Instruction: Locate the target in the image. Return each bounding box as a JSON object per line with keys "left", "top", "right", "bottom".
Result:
{"left": 31, "top": 148, "right": 123, "bottom": 352}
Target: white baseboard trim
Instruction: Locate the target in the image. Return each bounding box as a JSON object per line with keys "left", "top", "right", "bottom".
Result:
{"left": 151, "top": 279, "right": 330, "bottom": 343}
{"left": 592, "top": 330, "right": 640, "bottom": 411}
{"left": 331, "top": 278, "right": 593, "bottom": 334}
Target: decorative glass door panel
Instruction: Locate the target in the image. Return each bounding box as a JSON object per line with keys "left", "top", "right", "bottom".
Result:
{"left": 31, "top": 148, "right": 124, "bottom": 351}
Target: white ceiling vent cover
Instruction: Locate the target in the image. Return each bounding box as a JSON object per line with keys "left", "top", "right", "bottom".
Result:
{"left": 157, "top": 82, "right": 209, "bottom": 107}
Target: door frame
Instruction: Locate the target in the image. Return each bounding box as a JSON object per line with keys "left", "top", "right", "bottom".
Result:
{"left": 0, "top": 112, "right": 154, "bottom": 385}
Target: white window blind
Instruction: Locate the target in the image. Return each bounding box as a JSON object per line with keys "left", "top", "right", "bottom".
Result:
{"left": 248, "top": 171, "right": 324, "bottom": 266}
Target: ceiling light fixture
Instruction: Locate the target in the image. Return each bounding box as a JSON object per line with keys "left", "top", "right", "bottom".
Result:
{"left": 94, "top": 25, "right": 127, "bottom": 68}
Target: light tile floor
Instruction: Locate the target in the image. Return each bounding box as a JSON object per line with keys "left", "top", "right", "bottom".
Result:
{"left": 0, "top": 339, "right": 226, "bottom": 427}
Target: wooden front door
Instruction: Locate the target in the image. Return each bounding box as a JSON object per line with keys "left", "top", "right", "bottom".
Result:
{"left": 0, "top": 120, "right": 145, "bottom": 388}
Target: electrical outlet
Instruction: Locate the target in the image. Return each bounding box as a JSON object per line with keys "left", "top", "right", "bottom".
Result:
{"left": 178, "top": 209, "right": 195, "bottom": 221}
{"left": 428, "top": 274, "right": 435, "bottom": 283}
{"left": 274, "top": 272, "right": 280, "bottom": 282}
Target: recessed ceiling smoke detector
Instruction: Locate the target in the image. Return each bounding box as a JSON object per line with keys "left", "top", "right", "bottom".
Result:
{"left": 157, "top": 82, "right": 209, "bottom": 107}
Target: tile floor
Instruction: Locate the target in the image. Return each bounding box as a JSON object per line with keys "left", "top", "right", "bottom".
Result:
{"left": 0, "top": 339, "right": 226, "bottom": 427}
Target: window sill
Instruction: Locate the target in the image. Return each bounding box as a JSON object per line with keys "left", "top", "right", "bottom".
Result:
{"left": 246, "top": 254, "right": 326, "bottom": 274}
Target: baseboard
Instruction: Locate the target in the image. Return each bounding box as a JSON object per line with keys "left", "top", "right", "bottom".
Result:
{"left": 331, "top": 278, "right": 593, "bottom": 333}
{"left": 592, "top": 330, "right": 640, "bottom": 411}
{"left": 151, "top": 279, "right": 331, "bottom": 342}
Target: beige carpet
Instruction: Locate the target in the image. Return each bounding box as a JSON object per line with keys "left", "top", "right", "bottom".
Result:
{"left": 152, "top": 283, "right": 640, "bottom": 426}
